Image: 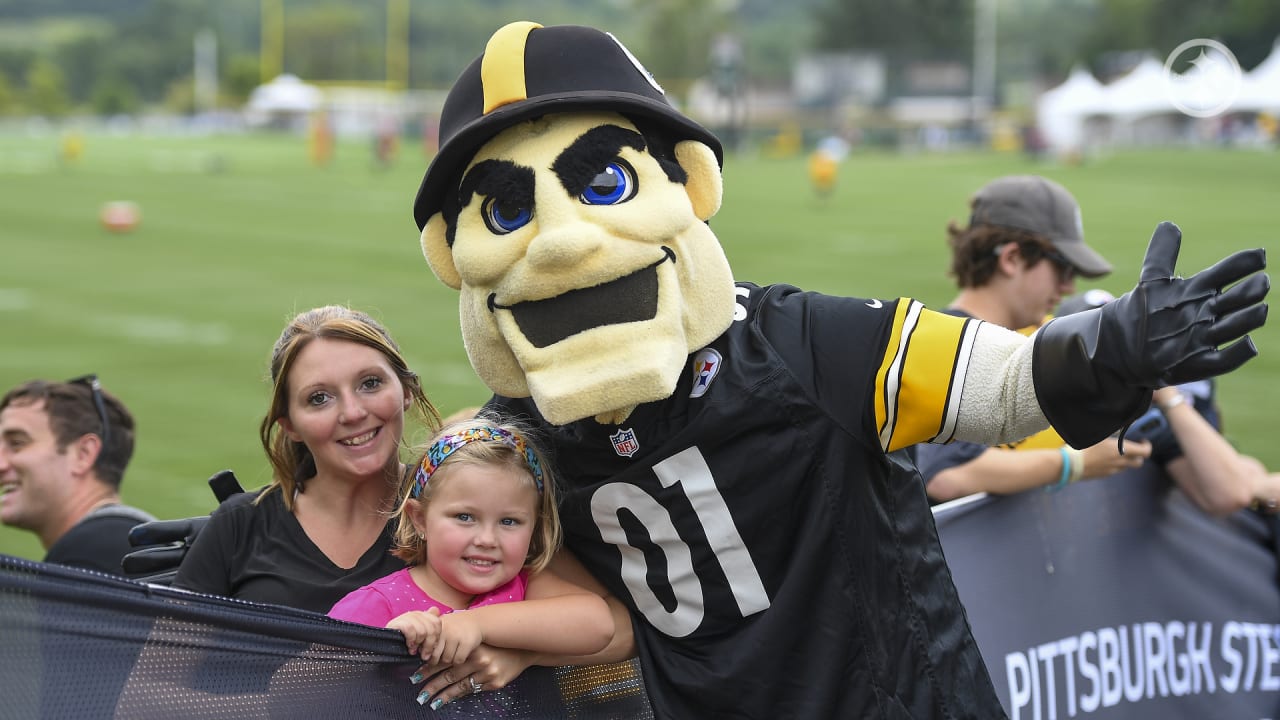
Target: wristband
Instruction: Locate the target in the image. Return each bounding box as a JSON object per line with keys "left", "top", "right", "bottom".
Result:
{"left": 1156, "top": 392, "right": 1186, "bottom": 413}
{"left": 1066, "top": 447, "right": 1086, "bottom": 483}
{"left": 1054, "top": 447, "right": 1072, "bottom": 490}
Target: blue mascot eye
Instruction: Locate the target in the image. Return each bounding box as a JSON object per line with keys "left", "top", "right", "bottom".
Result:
{"left": 482, "top": 197, "right": 532, "bottom": 234}
{"left": 580, "top": 161, "right": 636, "bottom": 205}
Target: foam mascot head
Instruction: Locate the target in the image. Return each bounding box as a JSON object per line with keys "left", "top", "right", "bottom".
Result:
{"left": 415, "top": 21, "right": 737, "bottom": 426}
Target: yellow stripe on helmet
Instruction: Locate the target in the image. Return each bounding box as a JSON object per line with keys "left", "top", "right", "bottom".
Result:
{"left": 481, "top": 21, "right": 542, "bottom": 115}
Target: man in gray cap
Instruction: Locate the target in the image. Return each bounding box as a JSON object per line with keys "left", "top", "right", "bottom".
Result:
{"left": 918, "top": 175, "right": 1152, "bottom": 504}
{"left": 944, "top": 174, "right": 1111, "bottom": 331}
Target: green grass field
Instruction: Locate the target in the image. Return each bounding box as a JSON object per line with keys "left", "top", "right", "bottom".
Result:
{"left": 1, "top": 132, "right": 1277, "bottom": 562}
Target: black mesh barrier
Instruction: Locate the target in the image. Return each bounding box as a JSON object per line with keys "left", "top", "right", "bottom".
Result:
{"left": 0, "top": 555, "right": 653, "bottom": 719}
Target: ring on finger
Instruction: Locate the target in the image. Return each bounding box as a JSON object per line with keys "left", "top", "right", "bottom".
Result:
{"left": 466, "top": 675, "right": 482, "bottom": 694}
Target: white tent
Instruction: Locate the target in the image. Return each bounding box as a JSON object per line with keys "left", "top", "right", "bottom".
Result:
{"left": 1035, "top": 65, "right": 1106, "bottom": 153}
{"left": 1092, "top": 56, "right": 1174, "bottom": 118}
{"left": 247, "top": 74, "right": 322, "bottom": 114}
{"left": 1034, "top": 42, "right": 1280, "bottom": 150}
{"left": 1078, "top": 56, "right": 1192, "bottom": 147}
{"left": 1236, "top": 40, "right": 1280, "bottom": 112}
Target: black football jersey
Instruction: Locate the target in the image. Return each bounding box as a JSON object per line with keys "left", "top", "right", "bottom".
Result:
{"left": 488, "top": 282, "right": 1006, "bottom": 719}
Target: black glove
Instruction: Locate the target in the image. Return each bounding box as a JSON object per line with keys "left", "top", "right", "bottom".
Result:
{"left": 1034, "top": 222, "right": 1268, "bottom": 448}
{"left": 121, "top": 470, "right": 244, "bottom": 584}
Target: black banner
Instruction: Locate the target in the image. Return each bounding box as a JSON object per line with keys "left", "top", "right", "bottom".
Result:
{"left": 934, "top": 465, "right": 1280, "bottom": 720}
{"left": 0, "top": 555, "right": 651, "bottom": 719}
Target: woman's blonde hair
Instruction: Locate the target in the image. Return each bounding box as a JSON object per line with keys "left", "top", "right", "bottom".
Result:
{"left": 392, "top": 413, "right": 561, "bottom": 574}
{"left": 258, "top": 305, "right": 441, "bottom": 510}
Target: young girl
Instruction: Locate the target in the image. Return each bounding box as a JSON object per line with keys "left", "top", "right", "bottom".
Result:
{"left": 328, "top": 415, "right": 614, "bottom": 709}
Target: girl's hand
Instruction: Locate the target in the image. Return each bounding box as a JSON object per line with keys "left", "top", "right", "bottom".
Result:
{"left": 410, "top": 645, "right": 534, "bottom": 710}
{"left": 431, "top": 610, "right": 484, "bottom": 665}
{"left": 387, "top": 607, "right": 442, "bottom": 658}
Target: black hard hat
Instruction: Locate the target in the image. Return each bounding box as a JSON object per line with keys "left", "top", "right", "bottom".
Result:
{"left": 412, "top": 21, "right": 724, "bottom": 231}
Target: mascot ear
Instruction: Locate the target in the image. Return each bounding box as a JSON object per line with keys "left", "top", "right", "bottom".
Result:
{"left": 675, "top": 140, "right": 722, "bottom": 221}
{"left": 421, "top": 213, "right": 462, "bottom": 290}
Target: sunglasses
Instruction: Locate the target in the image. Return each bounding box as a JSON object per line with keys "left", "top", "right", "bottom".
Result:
{"left": 994, "top": 243, "right": 1077, "bottom": 283}
{"left": 66, "top": 374, "right": 112, "bottom": 446}
{"left": 1040, "top": 247, "right": 1078, "bottom": 283}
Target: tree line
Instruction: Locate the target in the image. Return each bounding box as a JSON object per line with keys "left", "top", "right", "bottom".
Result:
{"left": 0, "top": 0, "right": 1275, "bottom": 118}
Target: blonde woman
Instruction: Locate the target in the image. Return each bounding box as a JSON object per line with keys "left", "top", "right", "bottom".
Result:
{"left": 174, "top": 306, "right": 440, "bottom": 613}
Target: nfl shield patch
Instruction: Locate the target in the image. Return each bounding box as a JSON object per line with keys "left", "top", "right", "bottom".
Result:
{"left": 610, "top": 428, "right": 639, "bottom": 457}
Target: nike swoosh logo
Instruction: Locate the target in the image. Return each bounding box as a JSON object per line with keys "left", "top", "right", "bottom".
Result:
{"left": 865, "top": 299, "right": 883, "bottom": 309}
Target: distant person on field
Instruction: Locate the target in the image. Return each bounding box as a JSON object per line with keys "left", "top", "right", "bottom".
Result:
{"left": 374, "top": 116, "right": 398, "bottom": 170}
{"left": 308, "top": 111, "right": 334, "bottom": 167}
{"left": 59, "top": 131, "right": 84, "bottom": 167}
{"left": 807, "top": 134, "right": 849, "bottom": 199}
{"left": 0, "top": 376, "right": 154, "bottom": 574}
{"left": 917, "top": 176, "right": 1153, "bottom": 503}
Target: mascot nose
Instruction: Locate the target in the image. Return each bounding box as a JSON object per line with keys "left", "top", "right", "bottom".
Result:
{"left": 525, "top": 226, "right": 604, "bottom": 271}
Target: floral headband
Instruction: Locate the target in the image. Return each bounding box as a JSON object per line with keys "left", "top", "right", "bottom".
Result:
{"left": 411, "top": 425, "right": 544, "bottom": 498}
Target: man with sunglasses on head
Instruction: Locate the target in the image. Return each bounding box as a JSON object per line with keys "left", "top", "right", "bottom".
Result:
{"left": 0, "top": 376, "right": 154, "bottom": 574}
{"left": 917, "top": 176, "right": 1155, "bottom": 503}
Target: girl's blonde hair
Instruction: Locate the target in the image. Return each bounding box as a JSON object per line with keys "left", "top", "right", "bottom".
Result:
{"left": 257, "top": 305, "right": 441, "bottom": 510}
{"left": 392, "top": 413, "right": 561, "bottom": 574}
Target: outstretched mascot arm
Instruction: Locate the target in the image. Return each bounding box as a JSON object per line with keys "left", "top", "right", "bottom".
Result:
{"left": 1034, "top": 222, "right": 1267, "bottom": 448}
{"left": 951, "top": 223, "right": 1268, "bottom": 450}
{"left": 949, "top": 322, "right": 1046, "bottom": 447}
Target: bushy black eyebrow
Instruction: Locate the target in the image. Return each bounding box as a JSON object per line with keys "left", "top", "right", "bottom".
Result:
{"left": 459, "top": 159, "right": 535, "bottom": 211}
{"left": 446, "top": 159, "right": 535, "bottom": 246}
{"left": 550, "top": 125, "right": 646, "bottom": 198}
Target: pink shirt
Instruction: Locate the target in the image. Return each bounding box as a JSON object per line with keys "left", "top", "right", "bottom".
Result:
{"left": 327, "top": 567, "right": 530, "bottom": 628}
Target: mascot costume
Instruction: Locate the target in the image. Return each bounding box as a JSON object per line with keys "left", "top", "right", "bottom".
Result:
{"left": 411, "top": 21, "right": 1269, "bottom": 719}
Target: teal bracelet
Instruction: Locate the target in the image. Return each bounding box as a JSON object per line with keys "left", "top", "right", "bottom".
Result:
{"left": 1054, "top": 447, "right": 1072, "bottom": 490}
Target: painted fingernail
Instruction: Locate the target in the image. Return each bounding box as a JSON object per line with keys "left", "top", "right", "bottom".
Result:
{"left": 416, "top": 690, "right": 431, "bottom": 706}
{"left": 409, "top": 672, "right": 423, "bottom": 684}
{"left": 429, "top": 697, "right": 445, "bottom": 711}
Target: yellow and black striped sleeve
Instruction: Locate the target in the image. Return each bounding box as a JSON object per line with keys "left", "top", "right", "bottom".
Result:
{"left": 873, "top": 299, "right": 981, "bottom": 453}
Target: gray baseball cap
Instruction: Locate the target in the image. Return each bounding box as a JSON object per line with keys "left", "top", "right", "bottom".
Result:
{"left": 969, "top": 175, "right": 1113, "bottom": 279}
